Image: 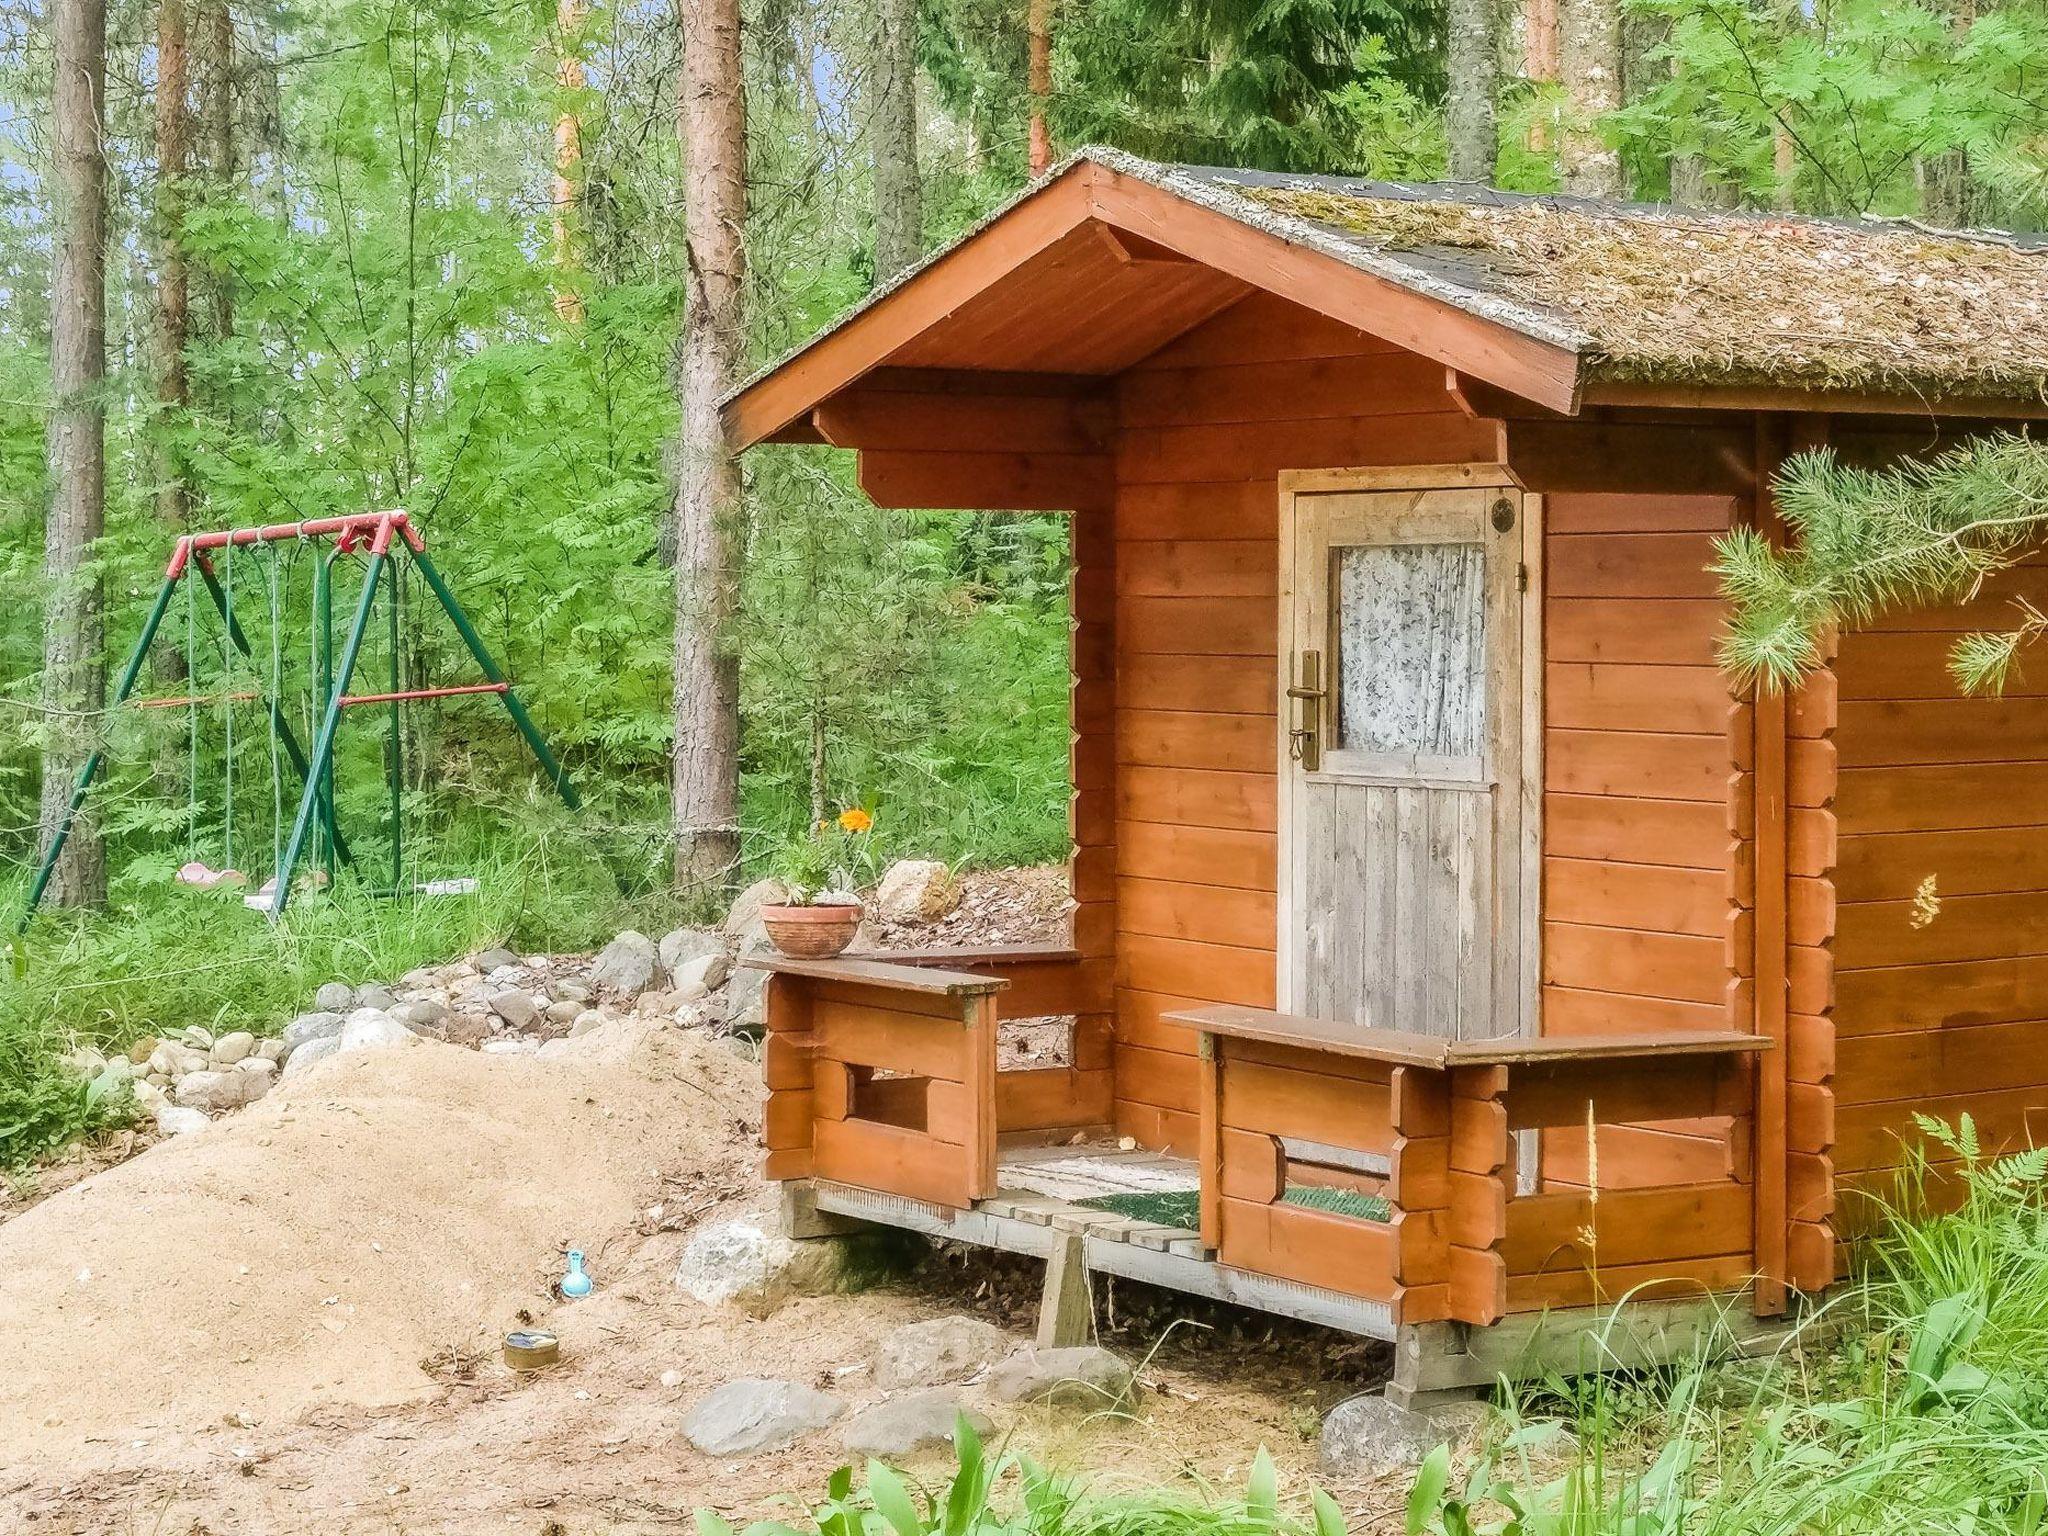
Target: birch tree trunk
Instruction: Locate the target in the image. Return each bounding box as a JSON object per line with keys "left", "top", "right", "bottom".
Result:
{"left": 871, "top": 0, "right": 922, "bottom": 280}
{"left": 39, "top": 0, "right": 109, "bottom": 909}
{"left": 1026, "top": 0, "right": 1052, "bottom": 176}
{"left": 199, "top": 0, "right": 234, "bottom": 341}
{"left": 156, "top": 0, "right": 190, "bottom": 542}
{"left": 1558, "top": 0, "right": 1622, "bottom": 196}
{"left": 671, "top": 0, "right": 746, "bottom": 891}
{"left": 1445, "top": 0, "right": 1496, "bottom": 183}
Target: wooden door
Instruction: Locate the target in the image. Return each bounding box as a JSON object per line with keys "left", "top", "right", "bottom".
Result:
{"left": 1278, "top": 470, "right": 1535, "bottom": 1041}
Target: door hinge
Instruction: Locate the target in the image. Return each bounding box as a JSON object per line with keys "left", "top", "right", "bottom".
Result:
{"left": 1516, "top": 562, "right": 1529, "bottom": 592}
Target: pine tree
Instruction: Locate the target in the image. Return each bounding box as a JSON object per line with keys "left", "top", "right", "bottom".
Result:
{"left": 1559, "top": 0, "right": 1622, "bottom": 194}
{"left": 1446, "top": 0, "right": 1496, "bottom": 181}
{"left": 873, "top": 0, "right": 924, "bottom": 278}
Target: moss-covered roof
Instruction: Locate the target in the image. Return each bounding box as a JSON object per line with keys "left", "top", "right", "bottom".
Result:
{"left": 1158, "top": 159, "right": 2048, "bottom": 401}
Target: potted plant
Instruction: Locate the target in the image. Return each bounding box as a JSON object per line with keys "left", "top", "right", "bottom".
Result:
{"left": 760, "top": 807, "right": 875, "bottom": 958}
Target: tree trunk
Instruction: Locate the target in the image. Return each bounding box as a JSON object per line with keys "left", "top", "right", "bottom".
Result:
{"left": 1445, "top": 0, "right": 1496, "bottom": 183}
{"left": 671, "top": 0, "right": 746, "bottom": 892}
{"left": 1026, "top": 0, "right": 1052, "bottom": 176}
{"left": 552, "top": 0, "right": 589, "bottom": 321}
{"left": 1557, "top": 0, "right": 1621, "bottom": 196}
{"left": 199, "top": 0, "right": 233, "bottom": 340}
{"left": 39, "top": 0, "right": 110, "bottom": 910}
{"left": 156, "top": 0, "right": 190, "bottom": 540}
{"left": 872, "top": 0, "right": 923, "bottom": 280}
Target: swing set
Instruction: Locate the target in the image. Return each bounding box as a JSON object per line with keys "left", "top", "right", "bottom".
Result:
{"left": 20, "top": 509, "right": 579, "bottom": 928}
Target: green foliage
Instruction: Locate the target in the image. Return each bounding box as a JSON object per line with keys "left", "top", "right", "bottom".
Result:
{"left": 1614, "top": 0, "right": 2048, "bottom": 218}
{"left": 770, "top": 807, "right": 879, "bottom": 902}
{"left": 702, "top": 1418, "right": 1342, "bottom": 1536}
{"left": 1715, "top": 435, "right": 2048, "bottom": 692}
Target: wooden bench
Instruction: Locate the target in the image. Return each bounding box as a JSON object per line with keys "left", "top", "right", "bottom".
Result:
{"left": 1171, "top": 1005, "right": 1770, "bottom": 1327}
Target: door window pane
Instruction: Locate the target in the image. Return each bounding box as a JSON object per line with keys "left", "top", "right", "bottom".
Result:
{"left": 1334, "top": 542, "right": 1486, "bottom": 757}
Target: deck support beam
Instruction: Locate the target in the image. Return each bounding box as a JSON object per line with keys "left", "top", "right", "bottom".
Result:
{"left": 1036, "top": 1229, "right": 1095, "bottom": 1347}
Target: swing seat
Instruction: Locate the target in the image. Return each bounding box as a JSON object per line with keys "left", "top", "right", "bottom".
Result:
{"left": 176, "top": 861, "right": 248, "bottom": 889}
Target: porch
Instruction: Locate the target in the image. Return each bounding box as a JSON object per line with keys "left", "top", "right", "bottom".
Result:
{"left": 752, "top": 948, "right": 1775, "bottom": 1397}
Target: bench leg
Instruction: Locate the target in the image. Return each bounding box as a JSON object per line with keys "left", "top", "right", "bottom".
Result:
{"left": 1036, "top": 1229, "right": 1095, "bottom": 1348}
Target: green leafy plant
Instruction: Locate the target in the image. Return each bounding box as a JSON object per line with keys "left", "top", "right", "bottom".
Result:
{"left": 770, "top": 808, "right": 878, "bottom": 905}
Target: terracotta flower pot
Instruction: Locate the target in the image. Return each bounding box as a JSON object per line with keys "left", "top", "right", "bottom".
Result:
{"left": 760, "top": 902, "right": 863, "bottom": 959}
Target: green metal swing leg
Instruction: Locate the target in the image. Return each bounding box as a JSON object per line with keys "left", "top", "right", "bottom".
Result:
{"left": 267, "top": 548, "right": 386, "bottom": 921}
{"left": 17, "top": 573, "right": 183, "bottom": 931}
{"left": 408, "top": 549, "right": 580, "bottom": 811}
{"left": 189, "top": 557, "right": 355, "bottom": 870}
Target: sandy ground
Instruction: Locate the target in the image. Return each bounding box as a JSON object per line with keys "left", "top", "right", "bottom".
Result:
{"left": 0, "top": 1019, "right": 1412, "bottom": 1535}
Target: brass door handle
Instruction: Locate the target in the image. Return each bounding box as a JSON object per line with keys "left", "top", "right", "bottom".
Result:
{"left": 1289, "top": 650, "right": 1324, "bottom": 771}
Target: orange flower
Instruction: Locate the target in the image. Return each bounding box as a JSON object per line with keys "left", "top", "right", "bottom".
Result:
{"left": 836, "top": 807, "right": 873, "bottom": 834}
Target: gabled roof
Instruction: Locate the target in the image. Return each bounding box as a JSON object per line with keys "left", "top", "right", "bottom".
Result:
{"left": 723, "top": 148, "right": 2048, "bottom": 449}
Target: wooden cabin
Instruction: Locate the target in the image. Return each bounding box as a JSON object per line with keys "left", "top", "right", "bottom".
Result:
{"left": 725, "top": 152, "right": 2048, "bottom": 1405}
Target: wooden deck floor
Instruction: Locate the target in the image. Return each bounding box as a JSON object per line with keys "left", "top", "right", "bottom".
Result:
{"left": 805, "top": 1141, "right": 1399, "bottom": 1340}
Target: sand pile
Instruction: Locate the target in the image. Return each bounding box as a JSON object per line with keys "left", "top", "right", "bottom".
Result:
{"left": 0, "top": 1022, "right": 760, "bottom": 1464}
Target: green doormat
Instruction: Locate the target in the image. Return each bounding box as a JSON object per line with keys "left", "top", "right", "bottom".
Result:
{"left": 1076, "top": 1186, "right": 1390, "bottom": 1229}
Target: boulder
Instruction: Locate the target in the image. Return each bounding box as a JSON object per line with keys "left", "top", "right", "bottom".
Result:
{"left": 544, "top": 999, "right": 583, "bottom": 1026}
{"left": 554, "top": 978, "right": 591, "bottom": 1005}
{"left": 173, "top": 1069, "right": 268, "bottom": 1113}
{"left": 236, "top": 1058, "right": 278, "bottom": 1083}
{"left": 313, "top": 981, "right": 355, "bottom": 1012}
{"left": 875, "top": 1315, "right": 1011, "bottom": 1389}
{"left": 840, "top": 1390, "right": 991, "bottom": 1458}
{"left": 675, "top": 1216, "right": 906, "bottom": 1318}
{"left": 724, "top": 964, "right": 769, "bottom": 1036}
{"left": 282, "top": 1011, "right": 345, "bottom": 1060}
{"left": 875, "top": 860, "right": 962, "bottom": 924}
{"left": 282, "top": 1036, "right": 341, "bottom": 1078}
{"left": 682, "top": 1379, "right": 844, "bottom": 1457}
{"left": 154, "top": 1103, "right": 210, "bottom": 1137}
{"left": 724, "top": 878, "right": 790, "bottom": 942}
{"left": 354, "top": 984, "right": 397, "bottom": 1012}
{"left": 488, "top": 989, "right": 541, "bottom": 1030}
{"left": 210, "top": 1031, "right": 256, "bottom": 1066}
{"left": 256, "top": 1037, "right": 287, "bottom": 1064}
{"left": 415, "top": 1012, "right": 492, "bottom": 1048}
{"left": 393, "top": 999, "right": 451, "bottom": 1031}
{"left": 568, "top": 1010, "right": 608, "bottom": 1039}
{"left": 481, "top": 1037, "right": 539, "bottom": 1055}
{"left": 337, "top": 1009, "right": 420, "bottom": 1055}
{"left": 989, "top": 1346, "right": 1137, "bottom": 1410}
{"left": 670, "top": 952, "right": 730, "bottom": 1001}
{"left": 589, "top": 931, "right": 663, "bottom": 998}
{"left": 1317, "top": 1393, "right": 1480, "bottom": 1477}
{"left": 474, "top": 947, "right": 518, "bottom": 972}
{"left": 659, "top": 927, "right": 726, "bottom": 979}
{"left": 127, "top": 1036, "right": 158, "bottom": 1066}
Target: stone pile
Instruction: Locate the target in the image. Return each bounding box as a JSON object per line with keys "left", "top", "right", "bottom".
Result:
{"left": 67, "top": 862, "right": 964, "bottom": 1145}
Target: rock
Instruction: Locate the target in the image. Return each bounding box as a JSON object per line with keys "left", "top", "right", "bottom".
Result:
{"left": 154, "top": 1103, "right": 210, "bottom": 1137}
{"left": 174, "top": 1069, "right": 268, "bottom": 1113}
{"left": 683, "top": 1379, "right": 844, "bottom": 1457}
{"left": 149, "top": 1042, "right": 207, "bottom": 1078}
{"left": 236, "top": 1058, "right": 278, "bottom": 1082}
{"left": 127, "top": 1036, "right": 158, "bottom": 1066}
{"left": 210, "top": 1031, "right": 256, "bottom": 1066}
{"left": 392, "top": 999, "right": 450, "bottom": 1030}
{"left": 589, "top": 931, "right": 662, "bottom": 998}
{"left": 314, "top": 981, "right": 355, "bottom": 1012}
{"left": 474, "top": 947, "right": 518, "bottom": 972}
{"left": 337, "top": 1009, "right": 420, "bottom": 1054}
{"left": 724, "top": 964, "right": 768, "bottom": 1036}
{"left": 670, "top": 952, "right": 730, "bottom": 1001}
{"left": 481, "top": 1037, "right": 539, "bottom": 1055}
{"left": 256, "top": 1037, "right": 287, "bottom": 1064}
{"left": 659, "top": 927, "right": 726, "bottom": 979}
{"left": 282, "top": 1011, "right": 345, "bottom": 1057}
{"left": 488, "top": 989, "right": 541, "bottom": 1029}
{"left": 354, "top": 984, "right": 397, "bottom": 1012}
{"left": 569, "top": 1010, "right": 608, "bottom": 1039}
{"left": 1317, "top": 1393, "right": 1468, "bottom": 1477}
{"left": 989, "top": 1346, "right": 1137, "bottom": 1410}
{"left": 282, "top": 1037, "right": 341, "bottom": 1078}
{"left": 676, "top": 1217, "right": 904, "bottom": 1318}
{"left": 180, "top": 1025, "right": 215, "bottom": 1050}
{"left": 415, "top": 1013, "right": 492, "bottom": 1048}
{"left": 875, "top": 1315, "right": 1011, "bottom": 1389}
{"left": 840, "top": 1390, "right": 991, "bottom": 1458}
{"left": 132, "top": 1079, "right": 167, "bottom": 1111}
{"left": 724, "top": 878, "right": 790, "bottom": 942}
{"left": 400, "top": 966, "right": 440, "bottom": 989}
{"left": 544, "top": 999, "right": 583, "bottom": 1026}
{"left": 554, "top": 978, "right": 591, "bottom": 1005}
{"left": 875, "top": 860, "right": 962, "bottom": 924}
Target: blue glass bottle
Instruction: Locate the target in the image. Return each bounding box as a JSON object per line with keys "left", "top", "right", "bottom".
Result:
{"left": 561, "top": 1249, "right": 593, "bottom": 1298}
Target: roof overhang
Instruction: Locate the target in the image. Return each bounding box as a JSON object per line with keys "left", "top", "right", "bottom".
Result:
{"left": 720, "top": 155, "right": 1589, "bottom": 451}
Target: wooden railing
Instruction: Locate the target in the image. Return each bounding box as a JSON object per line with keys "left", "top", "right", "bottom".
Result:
{"left": 1175, "top": 1006, "right": 1769, "bottom": 1326}
{"left": 756, "top": 945, "right": 1112, "bottom": 1211}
